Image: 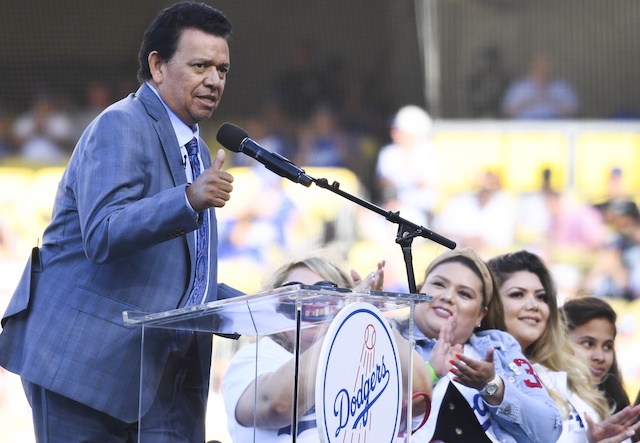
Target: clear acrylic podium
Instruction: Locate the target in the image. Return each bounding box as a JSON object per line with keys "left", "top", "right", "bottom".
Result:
{"left": 123, "top": 285, "right": 430, "bottom": 443}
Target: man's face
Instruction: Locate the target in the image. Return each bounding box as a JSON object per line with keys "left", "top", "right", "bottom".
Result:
{"left": 150, "top": 28, "right": 230, "bottom": 126}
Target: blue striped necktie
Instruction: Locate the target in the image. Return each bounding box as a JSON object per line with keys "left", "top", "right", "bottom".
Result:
{"left": 184, "top": 137, "right": 209, "bottom": 306}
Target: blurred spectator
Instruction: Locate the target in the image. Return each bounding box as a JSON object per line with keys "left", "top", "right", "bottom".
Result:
{"left": 547, "top": 192, "right": 604, "bottom": 249}
{"left": 609, "top": 107, "right": 640, "bottom": 120}
{"left": 217, "top": 191, "right": 300, "bottom": 266}
{"left": 592, "top": 167, "right": 631, "bottom": 219}
{"left": 517, "top": 174, "right": 606, "bottom": 253}
{"left": 581, "top": 199, "right": 640, "bottom": 300}
{"left": 502, "top": 53, "right": 579, "bottom": 119}
{"left": 294, "top": 104, "right": 353, "bottom": 169}
{"left": 374, "top": 105, "right": 438, "bottom": 227}
{"left": 218, "top": 110, "right": 302, "bottom": 264}
{"left": 0, "top": 105, "right": 17, "bottom": 159}
{"left": 468, "top": 46, "right": 510, "bottom": 118}
{"left": 517, "top": 183, "right": 607, "bottom": 299}
{"left": 636, "top": 391, "right": 640, "bottom": 443}
{"left": 217, "top": 173, "right": 303, "bottom": 267}
{"left": 232, "top": 110, "right": 291, "bottom": 168}
{"left": 13, "top": 90, "right": 74, "bottom": 165}
{"left": 340, "top": 78, "right": 387, "bottom": 141}
{"left": 434, "top": 170, "right": 516, "bottom": 254}
{"left": 339, "top": 79, "right": 387, "bottom": 193}
{"left": 74, "top": 79, "right": 113, "bottom": 140}
{"left": 254, "top": 97, "right": 299, "bottom": 159}
{"left": 271, "top": 39, "right": 329, "bottom": 124}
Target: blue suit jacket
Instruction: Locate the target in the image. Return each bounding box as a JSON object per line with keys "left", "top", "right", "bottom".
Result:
{"left": 0, "top": 84, "right": 242, "bottom": 422}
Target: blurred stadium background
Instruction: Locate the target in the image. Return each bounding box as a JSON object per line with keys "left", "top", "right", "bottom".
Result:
{"left": 1, "top": 1, "right": 639, "bottom": 441}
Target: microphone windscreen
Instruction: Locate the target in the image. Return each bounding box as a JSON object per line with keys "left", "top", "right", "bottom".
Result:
{"left": 216, "top": 122, "right": 247, "bottom": 152}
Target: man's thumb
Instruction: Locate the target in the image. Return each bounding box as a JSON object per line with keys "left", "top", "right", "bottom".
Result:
{"left": 212, "top": 149, "right": 226, "bottom": 171}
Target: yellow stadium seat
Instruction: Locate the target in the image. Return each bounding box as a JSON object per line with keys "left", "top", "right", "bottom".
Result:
{"left": 432, "top": 132, "right": 504, "bottom": 196}
{"left": 0, "top": 167, "right": 39, "bottom": 251}
{"left": 501, "top": 132, "right": 569, "bottom": 193}
{"left": 573, "top": 133, "right": 640, "bottom": 201}
{"left": 282, "top": 167, "right": 363, "bottom": 221}
{"left": 27, "top": 167, "right": 65, "bottom": 235}
{"left": 222, "top": 166, "right": 266, "bottom": 218}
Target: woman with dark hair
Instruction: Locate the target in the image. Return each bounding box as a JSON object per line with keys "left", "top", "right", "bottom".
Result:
{"left": 561, "top": 296, "right": 630, "bottom": 414}
{"left": 488, "top": 250, "right": 640, "bottom": 443}
{"left": 395, "top": 247, "right": 562, "bottom": 443}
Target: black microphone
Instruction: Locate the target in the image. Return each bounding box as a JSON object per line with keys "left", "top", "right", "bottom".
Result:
{"left": 216, "top": 122, "right": 313, "bottom": 187}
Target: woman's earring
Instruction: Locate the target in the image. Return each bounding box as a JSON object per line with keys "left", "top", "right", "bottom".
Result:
{"left": 476, "top": 322, "right": 481, "bottom": 328}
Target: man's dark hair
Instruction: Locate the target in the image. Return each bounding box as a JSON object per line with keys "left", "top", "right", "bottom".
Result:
{"left": 137, "top": 1, "right": 232, "bottom": 83}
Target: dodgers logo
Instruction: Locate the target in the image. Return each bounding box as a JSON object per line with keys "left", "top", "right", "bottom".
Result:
{"left": 316, "top": 302, "right": 402, "bottom": 443}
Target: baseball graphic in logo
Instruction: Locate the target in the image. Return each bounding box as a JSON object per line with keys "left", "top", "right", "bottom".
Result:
{"left": 315, "top": 302, "right": 402, "bottom": 443}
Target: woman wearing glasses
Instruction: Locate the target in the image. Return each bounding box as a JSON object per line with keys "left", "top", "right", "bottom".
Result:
{"left": 221, "top": 253, "right": 426, "bottom": 442}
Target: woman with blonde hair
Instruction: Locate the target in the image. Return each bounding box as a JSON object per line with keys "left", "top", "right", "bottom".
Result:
{"left": 221, "top": 252, "right": 431, "bottom": 442}
{"left": 488, "top": 249, "right": 640, "bottom": 443}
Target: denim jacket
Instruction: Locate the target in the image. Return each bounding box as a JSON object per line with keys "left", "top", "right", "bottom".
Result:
{"left": 398, "top": 324, "right": 563, "bottom": 443}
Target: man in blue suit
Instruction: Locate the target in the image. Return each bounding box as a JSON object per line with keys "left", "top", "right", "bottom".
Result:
{"left": 0, "top": 2, "right": 243, "bottom": 441}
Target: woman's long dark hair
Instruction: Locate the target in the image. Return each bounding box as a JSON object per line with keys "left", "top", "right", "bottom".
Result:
{"left": 561, "top": 296, "right": 631, "bottom": 413}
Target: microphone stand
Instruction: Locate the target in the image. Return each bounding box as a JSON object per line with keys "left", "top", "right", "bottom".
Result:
{"left": 311, "top": 177, "right": 456, "bottom": 293}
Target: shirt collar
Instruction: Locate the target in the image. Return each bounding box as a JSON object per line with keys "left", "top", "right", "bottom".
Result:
{"left": 413, "top": 325, "right": 436, "bottom": 344}
{"left": 145, "top": 82, "right": 199, "bottom": 147}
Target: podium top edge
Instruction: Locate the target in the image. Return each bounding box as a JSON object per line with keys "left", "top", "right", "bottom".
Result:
{"left": 122, "top": 285, "right": 432, "bottom": 327}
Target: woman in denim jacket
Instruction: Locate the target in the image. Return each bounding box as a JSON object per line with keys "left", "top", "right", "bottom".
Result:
{"left": 488, "top": 250, "right": 640, "bottom": 443}
{"left": 395, "top": 248, "right": 562, "bottom": 443}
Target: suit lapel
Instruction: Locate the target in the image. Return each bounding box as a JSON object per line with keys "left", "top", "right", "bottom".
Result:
{"left": 136, "top": 84, "right": 188, "bottom": 188}
{"left": 136, "top": 84, "right": 217, "bottom": 296}
{"left": 136, "top": 84, "right": 197, "bottom": 265}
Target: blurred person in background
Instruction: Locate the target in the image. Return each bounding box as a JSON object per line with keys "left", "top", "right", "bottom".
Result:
{"left": 435, "top": 170, "right": 516, "bottom": 255}
{"left": 502, "top": 53, "right": 579, "bottom": 119}
{"left": 294, "top": 103, "right": 353, "bottom": 169}
{"left": 0, "top": 104, "right": 17, "bottom": 159}
{"left": 488, "top": 250, "right": 640, "bottom": 443}
{"left": 516, "top": 178, "right": 607, "bottom": 298}
{"left": 561, "top": 296, "right": 631, "bottom": 415}
{"left": 271, "top": 39, "right": 329, "bottom": 125}
{"left": 375, "top": 105, "right": 439, "bottom": 227}
{"left": 516, "top": 173, "right": 606, "bottom": 254}
{"left": 581, "top": 199, "right": 640, "bottom": 301}
{"left": 231, "top": 110, "right": 291, "bottom": 168}
{"left": 12, "top": 89, "right": 75, "bottom": 165}
{"left": 468, "top": 46, "right": 510, "bottom": 119}
{"left": 73, "top": 79, "right": 114, "bottom": 140}
{"left": 0, "top": 3, "right": 243, "bottom": 441}
{"left": 593, "top": 167, "right": 630, "bottom": 220}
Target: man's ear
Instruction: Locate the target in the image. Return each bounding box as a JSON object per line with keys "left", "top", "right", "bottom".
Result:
{"left": 148, "top": 51, "right": 163, "bottom": 85}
